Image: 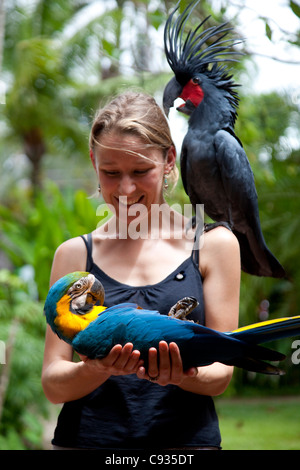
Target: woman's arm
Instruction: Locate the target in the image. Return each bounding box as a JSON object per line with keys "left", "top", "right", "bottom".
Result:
{"left": 42, "top": 327, "right": 143, "bottom": 404}
{"left": 180, "top": 226, "right": 241, "bottom": 395}
{"left": 41, "top": 237, "right": 143, "bottom": 404}
{"left": 137, "top": 227, "right": 241, "bottom": 396}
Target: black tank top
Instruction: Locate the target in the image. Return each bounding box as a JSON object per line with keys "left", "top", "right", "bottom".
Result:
{"left": 52, "top": 231, "right": 222, "bottom": 449}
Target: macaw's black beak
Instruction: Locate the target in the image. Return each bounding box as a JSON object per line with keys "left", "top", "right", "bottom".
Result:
{"left": 163, "top": 77, "right": 183, "bottom": 117}
{"left": 90, "top": 277, "right": 105, "bottom": 306}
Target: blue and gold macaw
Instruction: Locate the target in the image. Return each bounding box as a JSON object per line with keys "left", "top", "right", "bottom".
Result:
{"left": 44, "top": 271, "right": 300, "bottom": 375}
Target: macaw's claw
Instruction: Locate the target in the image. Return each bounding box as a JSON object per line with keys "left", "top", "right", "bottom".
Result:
{"left": 168, "top": 296, "right": 199, "bottom": 321}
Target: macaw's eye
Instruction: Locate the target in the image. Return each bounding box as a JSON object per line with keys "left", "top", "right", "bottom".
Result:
{"left": 74, "top": 282, "right": 83, "bottom": 290}
{"left": 191, "top": 77, "right": 201, "bottom": 85}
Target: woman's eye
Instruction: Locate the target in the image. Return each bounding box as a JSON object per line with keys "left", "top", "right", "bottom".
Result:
{"left": 134, "top": 169, "right": 149, "bottom": 175}
{"left": 102, "top": 169, "right": 150, "bottom": 176}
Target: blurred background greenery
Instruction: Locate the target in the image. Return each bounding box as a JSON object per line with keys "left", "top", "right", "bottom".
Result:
{"left": 0, "top": 0, "right": 299, "bottom": 450}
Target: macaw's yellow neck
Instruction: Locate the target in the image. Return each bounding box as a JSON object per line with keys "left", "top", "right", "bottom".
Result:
{"left": 54, "top": 294, "right": 106, "bottom": 340}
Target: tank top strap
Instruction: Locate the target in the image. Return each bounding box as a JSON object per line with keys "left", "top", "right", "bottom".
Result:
{"left": 80, "top": 233, "right": 94, "bottom": 272}
{"left": 191, "top": 222, "right": 203, "bottom": 268}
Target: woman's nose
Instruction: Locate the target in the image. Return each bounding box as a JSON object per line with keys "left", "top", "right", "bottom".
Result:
{"left": 119, "top": 174, "right": 136, "bottom": 195}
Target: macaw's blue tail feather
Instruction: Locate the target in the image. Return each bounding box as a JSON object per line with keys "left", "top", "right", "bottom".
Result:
{"left": 221, "top": 315, "right": 300, "bottom": 375}
{"left": 186, "top": 325, "right": 287, "bottom": 375}
{"left": 228, "top": 356, "right": 285, "bottom": 375}
{"left": 229, "top": 315, "right": 300, "bottom": 344}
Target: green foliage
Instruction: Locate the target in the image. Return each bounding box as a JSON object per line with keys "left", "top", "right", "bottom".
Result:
{"left": 1, "top": 0, "right": 173, "bottom": 189}
{"left": 290, "top": 0, "right": 300, "bottom": 19}
{"left": 0, "top": 270, "right": 47, "bottom": 449}
{"left": 0, "top": 181, "right": 101, "bottom": 300}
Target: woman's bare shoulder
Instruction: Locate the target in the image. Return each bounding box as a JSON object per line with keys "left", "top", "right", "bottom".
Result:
{"left": 50, "top": 236, "right": 88, "bottom": 284}
{"left": 55, "top": 236, "right": 88, "bottom": 260}
{"left": 200, "top": 225, "right": 240, "bottom": 275}
{"left": 204, "top": 225, "right": 239, "bottom": 250}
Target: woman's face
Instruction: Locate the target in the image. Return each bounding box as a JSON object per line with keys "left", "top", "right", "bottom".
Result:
{"left": 92, "top": 131, "right": 175, "bottom": 224}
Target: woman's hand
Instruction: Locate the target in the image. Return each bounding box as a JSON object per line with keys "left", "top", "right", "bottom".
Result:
{"left": 79, "top": 343, "right": 144, "bottom": 377}
{"left": 136, "top": 341, "right": 197, "bottom": 386}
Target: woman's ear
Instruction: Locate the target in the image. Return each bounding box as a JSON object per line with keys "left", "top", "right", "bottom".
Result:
{"left": 165, "top": 145, "right": 176, "bottom": 173}
{"left": 90, "top": 149, "right": 97, "bottom": 171}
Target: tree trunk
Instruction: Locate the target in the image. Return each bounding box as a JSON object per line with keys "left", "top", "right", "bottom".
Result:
{"left": 23, "top": 128, "right": 46, "bottom": 190}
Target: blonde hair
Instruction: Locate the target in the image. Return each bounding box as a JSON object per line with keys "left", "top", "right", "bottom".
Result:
{"left": 89, "top": 91, "right": 178, "bottom": 186}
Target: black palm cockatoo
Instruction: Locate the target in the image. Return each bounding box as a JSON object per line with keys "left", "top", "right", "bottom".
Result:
{"left": 163, "top": 1, "right": 286, "bottom": 278}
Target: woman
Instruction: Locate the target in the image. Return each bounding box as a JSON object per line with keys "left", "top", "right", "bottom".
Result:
{"left": 42, "top": 91, "right": 240, "bottom": 450}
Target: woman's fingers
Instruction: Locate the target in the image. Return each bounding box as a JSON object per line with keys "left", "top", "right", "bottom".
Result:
{"left": 141, "top": 341, "right": 198, "bottom": 385}
{"left": 147, "top": 347, "right": 159, "bottom": 379}
{"left": 156, "top": 341, "right": 171, "bottom": 384}
{"left": 168, "top": 342, "right": 184, "bottom": 383}
{"left": 101, "top": 343, "right": 143, "bottom": 374}
{"left": 145, "top": 341, "right": 182, "bottom": 385}
{"left": 112, "top": 343, "right": 134, "bottom": 368}
{"left": 101, "top": 344, "right": 123, "bottom": 366}
{"left": 115, "top": 344, "right": 143, "bottom": 372}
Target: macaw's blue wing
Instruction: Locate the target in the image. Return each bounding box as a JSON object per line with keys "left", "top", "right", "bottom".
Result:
{"left": 71, "top": 303, "right": 294, "bottom": 375}
{"left": 72, "top": 303, "right": 190, "bottom": 360}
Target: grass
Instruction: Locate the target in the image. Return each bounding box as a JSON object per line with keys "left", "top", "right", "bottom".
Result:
{"left": 215, "top": 396, "right": 300, "bottom": 450}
